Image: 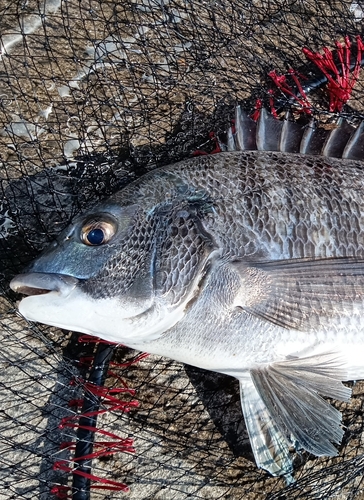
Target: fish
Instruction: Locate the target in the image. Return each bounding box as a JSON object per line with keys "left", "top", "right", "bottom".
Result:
{"left": 9, "top": 107, "right": 364, "bottom": 481}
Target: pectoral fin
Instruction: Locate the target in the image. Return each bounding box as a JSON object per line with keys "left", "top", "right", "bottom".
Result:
{"left": 230, "top": 257, "right": 364, "bottom": 330}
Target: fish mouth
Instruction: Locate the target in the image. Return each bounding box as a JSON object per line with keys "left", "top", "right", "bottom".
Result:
{"left": 10, "top": 273, "right": 79, "bottom": 297}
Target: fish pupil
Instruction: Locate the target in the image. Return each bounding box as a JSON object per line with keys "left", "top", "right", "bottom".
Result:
{"left": 86, "top": 228, "right": 104, "bottom": 245}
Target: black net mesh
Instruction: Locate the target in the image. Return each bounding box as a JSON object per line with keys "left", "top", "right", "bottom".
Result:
{"left": 1, "top": 1, "right": 364, "bottom": 499}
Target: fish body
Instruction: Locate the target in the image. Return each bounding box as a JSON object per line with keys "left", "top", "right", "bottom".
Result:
{"left": 10, "top": 113, "right": 364, "bottom": 479}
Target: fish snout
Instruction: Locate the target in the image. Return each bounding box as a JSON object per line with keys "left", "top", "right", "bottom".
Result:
{"left": 10, "top": 273, "right": 79, "bottom": 298}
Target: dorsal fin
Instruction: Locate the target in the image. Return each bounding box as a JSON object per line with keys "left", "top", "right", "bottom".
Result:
{"left": 279, "top": 111, "right": 306, "bottom": 153}
{"left": 256, "top": 108, "right": 283, "bottom": 151}
{"left": 299, "top": 118, "right": 329, "bottom": 155}
{"left": 322, "top": 118, "right": 355, "bottom": 158}
{"left": 342, "top": 120, "right": 364, "bottom": 160}
{"left": 224, "top": 107, "right": 364, "bottom": 160}
{"left": 235, "top": 106, "right": 257, "bottom": 150}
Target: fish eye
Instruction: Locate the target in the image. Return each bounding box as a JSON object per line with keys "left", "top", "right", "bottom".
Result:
{"left": 80, "top": 216, "right": 117, "bottom": 246}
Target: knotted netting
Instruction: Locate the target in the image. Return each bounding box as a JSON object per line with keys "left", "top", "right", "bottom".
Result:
{"left": 1, "top": 1, "right": 364, "bottom": 499}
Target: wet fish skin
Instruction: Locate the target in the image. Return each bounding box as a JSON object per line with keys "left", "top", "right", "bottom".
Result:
{"left": 10, "top": 149, "right": 364, "bottom": 480}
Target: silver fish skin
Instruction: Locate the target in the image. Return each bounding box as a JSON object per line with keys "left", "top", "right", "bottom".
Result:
{"left": 10, "top": 149, "right": 364, "bottom": 480}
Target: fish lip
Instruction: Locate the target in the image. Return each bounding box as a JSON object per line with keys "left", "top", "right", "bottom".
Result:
{"left": 10, "top": 273, "right": 79, "bottom": 297}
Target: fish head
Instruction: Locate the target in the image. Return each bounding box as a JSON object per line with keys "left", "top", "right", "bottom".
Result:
{"left": 10, "top": 182, "right": 216, "bottom": 345}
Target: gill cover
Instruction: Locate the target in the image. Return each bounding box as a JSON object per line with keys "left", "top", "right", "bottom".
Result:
{"left": 11, "top": 187, "right": 218, "bottom": 343}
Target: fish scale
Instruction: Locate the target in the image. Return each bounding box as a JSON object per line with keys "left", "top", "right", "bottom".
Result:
{"left": 157, "top": 208, "right": 211, "bottom": 306}
{"left": 122, "top": 151, "right": 364, "bottom": 260}
{"left": 9, "top": 109, "right": 364, "bottom": 481}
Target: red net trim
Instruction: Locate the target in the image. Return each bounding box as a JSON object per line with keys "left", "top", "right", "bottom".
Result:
{"left": 303, "top": 35, "right": 364, "bottom": 112}
{"left": 52, "top": 342, "right": 146, "bottom": 498}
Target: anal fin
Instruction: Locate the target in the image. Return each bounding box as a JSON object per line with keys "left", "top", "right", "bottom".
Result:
{"left": 239, "top": 378, "right": 294, "bottom": 479}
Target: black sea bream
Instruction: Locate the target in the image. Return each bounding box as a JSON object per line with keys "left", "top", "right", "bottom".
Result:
{"left": 10, "top": 108, "right": 364, "bottom": 480}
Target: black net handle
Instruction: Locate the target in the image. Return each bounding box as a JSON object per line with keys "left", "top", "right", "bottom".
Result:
{"left": 72, "top": 342, "right": 116, "bottom": 500}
